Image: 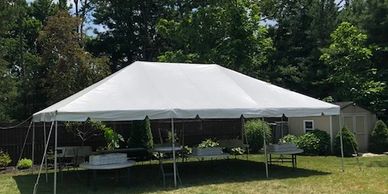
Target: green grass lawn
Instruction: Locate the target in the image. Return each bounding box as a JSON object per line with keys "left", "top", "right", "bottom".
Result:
{"left": 0, "top": 155, "right": 387, "bottom": 194}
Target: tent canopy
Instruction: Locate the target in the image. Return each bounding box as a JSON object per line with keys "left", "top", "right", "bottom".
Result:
{"left": 33, "top": 61, "right": 339, "bottom": 122}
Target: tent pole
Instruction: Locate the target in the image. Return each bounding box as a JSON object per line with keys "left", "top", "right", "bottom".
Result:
{"left": 262, "top": 117, "right": 269, "bottom": 178}
{"left": 339, "top": 116, "right": 344, "bottom": 172}
{"left": 32, "top": 122, "right": 35, "bottom": 174}
{"left": 171, "top": 118, "right": 177, "bottom": 187}
{"left": 43, "top": 122, "right": 48, "bottom": 182}
{"left": 281, "top": 114, "right": 284, "bottom": 138}
{"left": 33, "top": 121, "right": 54, "bottom": 194}
{"left": 54, "top": 120, "right": 58, "bottom": 194}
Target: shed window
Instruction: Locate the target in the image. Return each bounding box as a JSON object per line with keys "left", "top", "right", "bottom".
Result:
{"left": 303, "top": 120, "right": 314, "bottom": 133}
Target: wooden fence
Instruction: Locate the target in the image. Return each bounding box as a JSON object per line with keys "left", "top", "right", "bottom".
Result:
{"left": 0, "top": 118, "right": 244, "bottom": 165}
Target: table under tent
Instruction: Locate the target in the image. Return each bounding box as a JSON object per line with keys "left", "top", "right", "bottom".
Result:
{"left": 31, "top": 61, "right": 340, "bottom": 194}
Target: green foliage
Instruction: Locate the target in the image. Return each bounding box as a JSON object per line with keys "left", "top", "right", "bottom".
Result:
{"left": 309, "top": 130, "right": 331, "bottom": 155}
{"left": 65, "top": 119, "right": 102, "bottom": 144}
{"left": 89, "top": 0, "right": 174, "bottom": 70}
{"left": 279, "top": 134, "right": 298, "bottom": 144}
{"left": 245, "top": 119, "right": 272, "bottom": 153}
{"left": 369, "top": 120, "right": 388, "bottom": 153}
{"left": 0, "top": 63, "right": 17, "bottom": 121}
{"left": 38, "top": 10, "right": 110, "bottom": 104}
{"left": 230, "top": 147, "right": 246, "bottom": 155}
{"left": 67, "top": 120, "right": 124, "bottom": 150}
{"left": 198, "top": 139, "right": 220, "bottom": 149}
{"left": 167, "top": 131, "right": 179, "bottom": 143}
{"left": 341, "top": 2, "right": 388, "bottom": 114}
{"left": 17, "top": 158, "right": 32, "bottom": 169}
{"left": 157, "top": 0, "right": 274, "bottom": 79}
{"left": 0, "top": 150, "right": 11, "bottom": 168}
{"left": 320, "top": 22, "right": 385, "bottom": 110}
{"left": 296, "top": 133, "right": 320, "bottom": 155}
{"left": 100, "top": 126, "right": 124, "bottom": 151}
{"left": 279, "top": 130, "right": 330, "bottom": 155}
{"left": 262, "top": 0, "right": 339, "bottom": 98}
{"left": 334, "top": 127, "right": 358, "bottom": 157}
{"left": 128, "top": 116, "right": 153, "bottom": 149}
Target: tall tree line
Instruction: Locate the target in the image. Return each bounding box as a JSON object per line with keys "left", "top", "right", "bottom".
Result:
{"left": 0, "top": 0, "right": 110, "bottom": 121}
{"left": 1, "top": 0, "right": 388, "bottom": 122}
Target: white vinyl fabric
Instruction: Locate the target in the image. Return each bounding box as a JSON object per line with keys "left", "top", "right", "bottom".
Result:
{"left": 33, "top": 61, "right": 339, "bottom": 122}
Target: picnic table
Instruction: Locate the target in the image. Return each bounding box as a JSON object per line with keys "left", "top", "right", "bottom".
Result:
{"left": 266, "top": 144, "right": 303, "bottom": 168}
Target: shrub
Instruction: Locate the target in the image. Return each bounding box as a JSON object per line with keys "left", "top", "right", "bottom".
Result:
{"left": 296, "top": 133, "right": 320, "bottom": 155}
{"left": 17, "top": 158, "right": 33, "bottom": 169}
{"left": 334, "top": 127, "right": 358, "bottom": 157}
{"left": 369, "top": 120, "right": 388, "bottom": 153}
{"left": 0, "top": 150, "right": 12, "bottom": 168}
{"left": 245, "top": 119, "right": 272, "bottom": 153}
{"left": 279, "top": 130, "right": 330, "bottom": 155}
{"left": 309, "top": 129, "right": 331, "bottom": 155}
{"left": 230, "top": 147, "right": 245, "bottom": 155}
{"left": 128, "top": 116, "right": 153, "bottom": 149}
{"left": 198, "top": 139, "right": 219, "bottom": 148}
{"left": 102, "top": 126, "right": 124, "bottom": 150}
{"left": 279, "top": 134, "right": 298, "bottom": 144}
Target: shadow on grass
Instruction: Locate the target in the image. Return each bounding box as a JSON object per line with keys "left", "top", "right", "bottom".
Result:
{"left": 367, "top": 160, "right": 388, "bottom": 167}
{"left": 13, "top": 159, "right": 330, "bottom": 194}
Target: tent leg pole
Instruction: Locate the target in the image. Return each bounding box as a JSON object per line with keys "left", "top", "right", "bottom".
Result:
{"left": 262, "top": 117, "right": 269, "bottom": 178}
{"left": 339, "top": 116, "right": 344, "bottom": 172}
{"left": 32, "top": 122, "right": 35, "bottom": 174}
{"left": 54, "top": 120, "right": 58, "bottom": 194}
{"left": 33, "top": 121, "right": 54, "bottom": 194}
{"left": 43, "top": 122, "right": 48, "bottom": 183}
{"left": 171, "top": 118, "right": 177, "bottom": 187}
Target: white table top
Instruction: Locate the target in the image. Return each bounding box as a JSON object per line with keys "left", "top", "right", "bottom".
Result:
{"left": 153, "top": 146, "right": 183, "bottom": 153}
{"left": 268, "top": 149, "right": 304, "bottom": 155}
{"left": 79, "top": 160, "right": 136, "bottom": 170}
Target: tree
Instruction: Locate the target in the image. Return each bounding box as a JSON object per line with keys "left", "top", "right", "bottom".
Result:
{"left": 340, "top": 0, "right": 388, "bottom": 117}
{"left": 128, "top": 116, "right": 153, "bottom": 149}
{"left": 0, "top": 0, "right": 42, "bottom": 121}
{"left": 157, "top": 0, "right": 274, "bottom": 79}
{"left": 334, "top": 127, "right": 358, "bottom": 157}
{"left": 369, "top": 120, "right": 388, "bottom": 153}
{"left": 261, "top": 0, "right": 339, "bottom": 98}
{"left": 30, "top": 0, "right": 59, "bottom": 23}
{"left": 38, "top": 11, "right": 110, "bottom": 104}
{"left": 0, "top": 61, "right": 17, "bottom": 121}
{"left": 245, "top": 119, "right": 272, "bottom": 153}
{"left": 88, "top": 0, "right": 176, "bottom": 71}
{"left": 320, "top": 22, "right": 385, "bottom": 109}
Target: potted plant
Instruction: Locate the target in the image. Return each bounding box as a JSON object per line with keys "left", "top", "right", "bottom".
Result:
{"left": 192, "top": 139, "right": 223, "bottom": 156}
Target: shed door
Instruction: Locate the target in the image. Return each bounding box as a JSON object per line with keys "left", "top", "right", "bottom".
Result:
{"left": 344, "top": 116, "right": 353, "bottom": 130}
{"left": 355, "top": 116, "right": 368, "bottom": 152}
{"left": 342, "top": 115, "right": 368, "bottom": 152}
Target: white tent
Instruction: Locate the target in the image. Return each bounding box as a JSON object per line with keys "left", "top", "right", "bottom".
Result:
{"left": 33, "top": 61, "right": 339, "bottom": 121}
{"left": 32, "top": 61, "right": 340, "bottom": 193}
